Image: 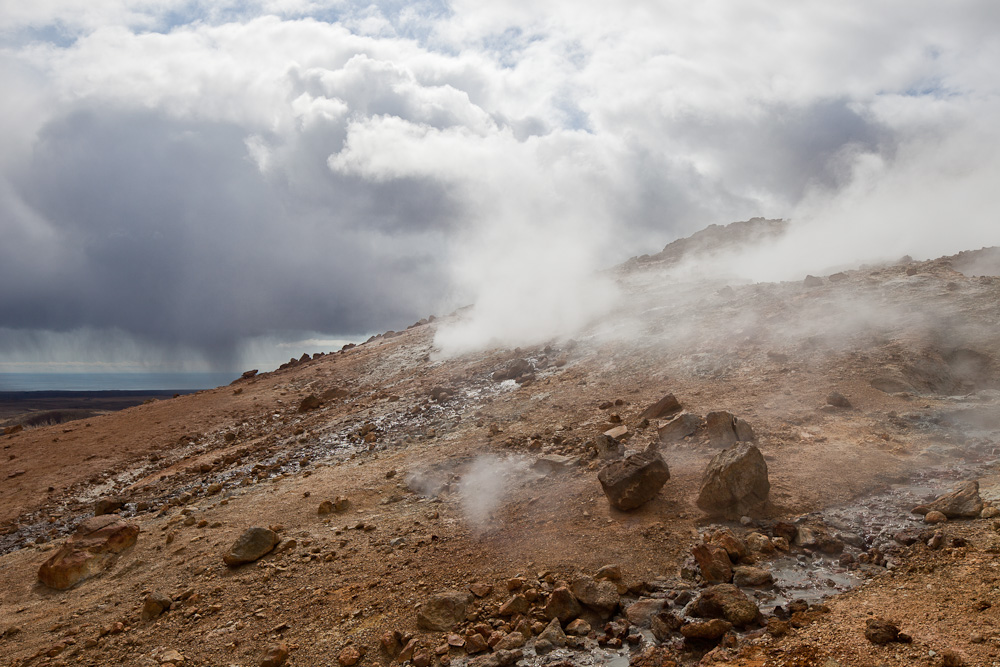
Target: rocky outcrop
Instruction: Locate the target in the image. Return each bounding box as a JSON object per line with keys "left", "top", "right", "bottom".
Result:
{"left": 912, "top": 481, "right": 983, "bottom": 518}
{"left": 597, "top": 447, "right": 670, "bottom": 510}
{"left": 696, "top": 443, "right": 770, "bottom": 516}
{"left": 38, "top": 516, "right": 139, "bottom": 590}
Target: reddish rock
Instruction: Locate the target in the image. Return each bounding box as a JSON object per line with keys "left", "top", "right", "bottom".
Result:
{"left": 38, "top": 516, "right": 139, "bottom": 590}
{"left": 543, "top": 586, "right": 582, "bottom": 623}
{"left": 912, "top": 480, "right": 984, "bottom": 518}
{"left": 223, "top": 527, "right": 280, "bottom": 566}
{"left": 260, "top": 642, "right": 289, "bottom": 667}
{"left": 692, "top": 543, "right": 732, "bottom": 583}
{"left": 680, "top": 619, "right": 733, "bottom": 640}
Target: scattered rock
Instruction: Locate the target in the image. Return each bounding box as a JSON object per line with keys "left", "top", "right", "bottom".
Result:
{"left": 693, "top": 584, "right": 760, "bottom": 627}
{"left": 745, "top": 532, "right": 775, "bottom": 554}
{"left": 657, "top": 412, "right": 703, "bottom": 444}
{"left": 825, "top": 392, "right": 852, "bottom": 408}
{"left": 536, "top": 618, "right": 567, "bottom": 650}
{"left": 704, "top": 412, "right": 755, "bottom": 447}
{"left": 416, "top": 590, "right": 472, "bottom": 631}
{"left": 598, "top": 447, "right": 671, "bottom": 510}
{"left": 495, "top": 632, "right": 526, "bottom": 650}
{"left": 604, "top": 425, "right": 629, "bottom": 439}
{"left": 696, "top": 443, "right": 770, "bottom": 516}
{"left": 651, "top": 610, "right": 683, "bottom": 641}
{"left": 534, "top": 454, "right": 579, "bottom": 474}
{"left": 468, "top": 649, "right": 522, "bottom": 667}
{"left": 924, "top": 510, "right": 947, "bottom": 524}
{"left": 692, "top": 543, "right": 733, "bottom": 583}
{"left": 543, "top": 586, "right": 582, "bottom": 623}
{"left": 942, "top": 649, "right": 967, "bottom": 667}
{"left": 733, "top": 566, "right": 773, "bottom": 587}
{"left": 680, "top": 618, "right": 733, "bottom": 640}
{"left": 260, "top": 642, "right": 289, "bottom": 667}
{"left": 912, "top": 481, "right": 984, "bottom": 518}
{"left": 318, "top": 501, "right": 333, "bottom": 515}
{"left": 565, "top": 619, "right": 591, "bottom": 636}
{"left": 705, "top": 528, "right": 749, "bottom": 562}
{"left": 240, "top": 369, "right": 259, "bottom": 380}
{"left": 570, "top": 576, "right": 620, "bottom": 616}
{"left": 493, "top": 359, "right": 533, "bottom": 382}
{"left": 338, "top": 645, "right": 362, "bottom": 667}
{"left": 625, "top": 598, "right": 667, "bottom": 627}
{"left": 590, "top": 434, "right": 625, "bottom": 460}
{"left": 864, "top": 618, "right": 904, "bottom": 645}
{"left": 499, "top": 594, "right": 529, "bottom": 616}
{"left": 223, "top": 527, "right": 280, "bottom": 567}
{"left": 639, "top": 393, "right": 682, "bottom": 421}
{"left": 469, "top": 582, "right": 493, "bottom": 598}
{"left": 141, "top": 592, "right": 173, "bottom": 621}
{"left": 38, "top": 516, "right": 140, "bottom": 590}
{"left": 94, "top": 496, "right": 126, "bottom": 516}
{"left": 297, "top": 395, "right": 322, "bottom": 412}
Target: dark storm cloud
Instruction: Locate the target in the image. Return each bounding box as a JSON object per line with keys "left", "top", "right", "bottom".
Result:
{"left": 2, "top": 107, "right": 453, "bottom": 363}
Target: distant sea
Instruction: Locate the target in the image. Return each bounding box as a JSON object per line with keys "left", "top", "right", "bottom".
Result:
{"left": 0, "top": 372, "right": 239, "bottom": 392}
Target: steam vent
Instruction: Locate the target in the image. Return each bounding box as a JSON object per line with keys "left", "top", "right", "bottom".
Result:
{"left": 4, "top": 219, "right": 1000, "bottom": 666}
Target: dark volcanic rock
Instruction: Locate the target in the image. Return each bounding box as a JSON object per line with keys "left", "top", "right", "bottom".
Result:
{"left": 696, "top": 443, "right": 770, "bottom": 516}
{"left": 38, "top": 516, "right": 140, "bottom": 590}
{"left": 598, "top": 447, "right": 670, "bottom": 510}
{"left": 639, "top": 393, "right": 682, "bottom": 421}
{"left": 912, "top": 480, "right": 984, "bottom": 518}
{"left": 223, "top": 527, "right": 280, "bottom": 566}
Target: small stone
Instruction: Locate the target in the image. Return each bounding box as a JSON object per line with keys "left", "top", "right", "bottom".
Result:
{"left": 594, "top": 564, "right": 622, "bottom": 581}
{"left": 543, "top": 586, "right": 582, "bottom": 623}
{"left": 911, "top": 480, "right": 984, "bottom": 518}
{"left": 565, "top": 619, "right": 591, "bottom": 636}
{"left": 864, "top": 618, "right": 901, "bottom": 645}
{"left": 223, "top": 528, "right": 280, "bottom": 566}
{"left": 338, "top": 646, "right": 361, "bottom": 667}
{"left": 297, "top": 395, "right": 321, "bottom": 412}
{"left": 469, "top": 582, "right": 492, "bottom": 597}
{"left": 680, "top": 619, "right": 733, "bottom": 640}
{"left": 537, "top": 618, "right": 567, "bottom": 649}
{"left": 733, "top": 566, "right": 773, "bottom": 587}
{"left": 570, "top": 576, "right": 620, "bottom": 617}
{"left": 318, "top": 501, "right": 333, "bottom": 515}
{"left": 141, "top": 592, "right": 173, "bottom": 621}
{"left": 259, "top": 642, "right": 289, "bottom": 667}
{"left": 494, "top": 632, "right": 525, "bottom": 650}
{"left": 464, "top": 634, "right": 488, "bottom": 654}
{"left": 924, "top": 510, "right": 947, "bottom": 524}
{"left": 825, "top": 392, "right": 852, "bottom": 408}
{"left": 418, "top": 590, "right": 472, "bottom": 631}
{"left": 692, "top": 543, "right": 732, "bottom": 584}
{"left": 499, "top": 594, "right": 529, "bottom": 616}
{"left": 942, "top": 650, "right": 966, "bottom": 667}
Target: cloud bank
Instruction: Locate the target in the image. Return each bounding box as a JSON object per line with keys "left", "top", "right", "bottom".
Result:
{"left": 1, "top": 1, "right": 998, "bottom": 368}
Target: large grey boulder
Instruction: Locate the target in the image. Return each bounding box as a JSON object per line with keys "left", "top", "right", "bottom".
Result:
{"left": 696, "top": 443, "right": 770, "bottom": 516}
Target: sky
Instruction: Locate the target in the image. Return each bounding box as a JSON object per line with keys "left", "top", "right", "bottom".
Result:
{"left": 1, "top": 0, "right": 999, "bottom": 372}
